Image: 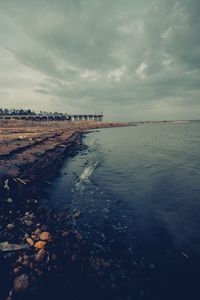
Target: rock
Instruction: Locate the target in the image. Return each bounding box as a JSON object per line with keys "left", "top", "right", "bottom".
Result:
{"left": 34, "top": 229, "right": 41, "bottom": 235}
{"left": 52, "top": 254, "right": 57, "bottom": 261}
{"left": 58, "top": 212, "right": 66, "bottom": 219}
{"left": 26, "top": 238, "right": 34, "bottom": 247}
{"left": 34, "top": 241, "right": 46, "bottom": 249}
{"left": 13, "top": 267, "right": 21, "bottom": 274}
{"left": 35, "top": 249, "right": 46, "bottom": 263}
{"left": 24, "top": 220, "right": 33, "bottom": 226}
{"left": 76, "top": 233, "right": 82, "bottom": 241}
{"left": 37, "top": 270, "right": 43, "bottom": 277}
{"left": 22, "top": 260, "right": 29, "bottom": 267}
{"left": 17, "top": 256, "right": 23, "bottom": 263}
{"left": 7, "top": 224, "right": 15, "bottom": 230}
{"left": 14, "top": 273, "right": 29, "bottom": 293}
{"left": 71, "top": 254, "right": 76, "bottom": 262}
{"left": 62, "top": 231, "right": 70, "bottom": 237}
{"left": 39, "top": 232, "right": 52, "bottom": 242}
{"left": 7, "top": 198, "right": 13, "bottom": 203}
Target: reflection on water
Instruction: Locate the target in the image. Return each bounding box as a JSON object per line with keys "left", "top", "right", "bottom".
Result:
{"left": 50, "top": 123, "right": 200, "bottom": 300}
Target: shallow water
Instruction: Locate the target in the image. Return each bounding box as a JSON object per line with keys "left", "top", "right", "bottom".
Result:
{"left": 49, "top": 122, "right": 200, "bottom": 300}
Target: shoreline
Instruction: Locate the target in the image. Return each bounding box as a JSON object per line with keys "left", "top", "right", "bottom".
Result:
{"left": 0, "top": 120, "right": 130, "bottom": 300}
{"left": 0, "top": 119, "right": 130, "bottom": 179}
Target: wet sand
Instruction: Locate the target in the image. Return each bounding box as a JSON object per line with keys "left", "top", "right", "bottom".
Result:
{"left": 0, "top": 119, "right": 130, "bottom": 300}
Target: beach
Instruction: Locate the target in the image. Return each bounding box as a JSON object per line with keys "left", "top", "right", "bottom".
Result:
{"left": 1, "top": 121, "right": 200, "bottom": 300}
{"left": 0, "top": 119, "right": 130, "bottom": 300}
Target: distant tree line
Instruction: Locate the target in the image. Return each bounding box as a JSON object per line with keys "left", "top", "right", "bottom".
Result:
{"left": 0, "top": 108, "right": 68, "bottom": 117}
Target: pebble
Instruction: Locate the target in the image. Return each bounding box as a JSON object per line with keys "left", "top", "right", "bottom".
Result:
{"left": 14, "top": 273, "right": 29, "bottom": 293}
{"left": 71, "top": 254, "right": 76, "bottom": 262}
{"left": 35, "top": 249, "right": 46, "bottom": 263}
{"left": 34, "top": 229, "right": 41, "bottom": 235}
{"left": 26, "top": 238, "right": 34, "bottom": 247}
{"left": 7, "top": 224, "right": 15, "bottom": 230}
{"left": 76, "top": 233, "right": 82, "bottom": 241}
{"left": 13, "top": 267, "right": 21, "bottom": 274}
{"left": 24, "top": 220, "right": 33, "bottom": 226}
{"left": 39, "top": 231, "right": 52, "bottom": 242}
{"left": 22, "top": 260, "right": 30, "bottom": 267}
{"left": 37, "top": 270, "right": 43, "bottom": 277}
{"left": 62, "top": 231, "right": 70, "bottom": 237}
{"left": 52, "top": 254, "right": 57, "bottom": 261}
{"left": 34, "top": 241, "right": 46, "bottom": 249}
{"left": 7, "top": 198, "right": 13, "bottom": 203}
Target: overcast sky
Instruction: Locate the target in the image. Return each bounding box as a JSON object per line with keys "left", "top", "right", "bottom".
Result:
{"left": 0, "top": 0, "right": 199, "bottom": 121}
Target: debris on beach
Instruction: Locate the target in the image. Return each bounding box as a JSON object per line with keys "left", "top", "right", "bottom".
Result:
{"left": 7, "top": 197, "right": 13, "bottom": 203}
{"left": 4, "top": 179, "right": 10, "bottom": 190}
{"left": 73, "top": 210, "right": 81, "bottom": 219}
{"left": 0, "top": 242, "right": 29, "bottom": 252}
{"left": 181, "top": 251, "right": 189, "bottom": 258}
{"left": 13, "top": 177, "right": 29, "bottom": 185}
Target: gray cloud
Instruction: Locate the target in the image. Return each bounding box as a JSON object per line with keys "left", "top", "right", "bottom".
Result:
{"left": 0, "top": 0, "right": 200, "bottom": 120}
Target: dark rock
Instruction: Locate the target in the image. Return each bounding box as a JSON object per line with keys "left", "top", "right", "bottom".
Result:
{"left": 35, "top": 249, "right": 46, "bottom": 263}
{"left": 14, "top": 273, "right": 29, "bottom": 293}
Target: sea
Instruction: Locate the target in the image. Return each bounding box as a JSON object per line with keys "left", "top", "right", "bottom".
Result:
{"left": 49, "top": 121, "right": 200, "bottom": 300}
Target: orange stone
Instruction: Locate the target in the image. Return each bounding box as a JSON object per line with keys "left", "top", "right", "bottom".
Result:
{"left": 39, "top": 232, "right": 52, "bottom": 242}
{"left": 34, "top": 241, "right": 46, "bottom": 249}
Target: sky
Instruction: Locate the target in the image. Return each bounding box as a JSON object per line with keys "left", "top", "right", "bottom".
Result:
{"left": 0, "top": 0, "right": 200, "bottom": 121}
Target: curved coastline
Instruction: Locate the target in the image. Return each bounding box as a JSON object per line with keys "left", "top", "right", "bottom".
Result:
{"left": 0, "top": 119, "right": 131, "bottom": 300}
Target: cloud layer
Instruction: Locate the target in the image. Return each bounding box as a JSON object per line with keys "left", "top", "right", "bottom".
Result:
{"left": 0, "top": 0, "right": 200, "bottom": 120}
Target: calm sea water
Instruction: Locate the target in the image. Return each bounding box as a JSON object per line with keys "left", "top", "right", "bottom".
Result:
{"left": 50, "top": 122, "right": 200, "bottom": 300}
